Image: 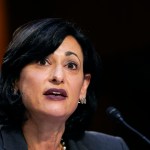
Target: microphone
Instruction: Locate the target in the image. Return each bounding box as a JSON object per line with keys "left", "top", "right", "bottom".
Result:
{"left": 106, "top": 106, "right": 150, "bottom": 145}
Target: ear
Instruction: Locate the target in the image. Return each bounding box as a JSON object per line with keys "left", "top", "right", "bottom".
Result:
{"left": 79, "top": 74, "right": 91, "bottom": 99}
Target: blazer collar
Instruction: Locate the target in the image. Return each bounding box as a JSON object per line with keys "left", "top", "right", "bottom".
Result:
{"left": 1, "top": 126, "right": 27, "bottom": 150}
{"left": 68, "top": 139, "right": 88, "bottom": 150}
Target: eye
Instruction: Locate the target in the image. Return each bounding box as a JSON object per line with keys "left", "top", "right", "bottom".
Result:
{"left": 66, "top": 61, "right": 78, "bottom": 70}
{"left": 38, "top": 58, "right": 50, "bottom": 66}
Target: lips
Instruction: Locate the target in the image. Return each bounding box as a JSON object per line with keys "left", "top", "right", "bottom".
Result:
{"left": 43, "top": 88, "right": 67, "bottom": 100}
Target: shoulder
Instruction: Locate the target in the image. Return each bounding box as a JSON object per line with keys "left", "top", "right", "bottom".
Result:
{"left": 84, "top": 130, "right": 124, "bottom": 142}
{"left": 83, "top": 131, "right": 129, "bottom": 150}
{"left": 69, "top": 131, "right": 129, "bottom": 150}
{"left": 0, "top": 125, "right": 27, "bottom": 150}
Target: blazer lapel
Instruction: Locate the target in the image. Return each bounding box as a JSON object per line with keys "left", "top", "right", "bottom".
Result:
{"left": 1, "top": 127, "right": 27, "bottom": 150}
{"left": 68, "top": 139, "right": 88, "bottom": 150}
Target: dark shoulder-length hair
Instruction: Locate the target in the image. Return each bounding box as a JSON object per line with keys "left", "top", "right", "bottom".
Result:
{"left": 0, "top": 18, "right": 102, "bottom": 140}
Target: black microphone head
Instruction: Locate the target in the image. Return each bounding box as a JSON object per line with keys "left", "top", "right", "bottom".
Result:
{"left": 106, "top": 106, "right": 124, "bottom": 122}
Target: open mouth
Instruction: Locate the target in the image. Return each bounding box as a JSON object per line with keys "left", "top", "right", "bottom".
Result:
{"left": 43, "top": 88, "right": 67, "bottom": 100}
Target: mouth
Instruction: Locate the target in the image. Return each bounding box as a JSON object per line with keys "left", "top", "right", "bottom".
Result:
{"left": 43, "top": 88, "right": 67, "bottom": 100}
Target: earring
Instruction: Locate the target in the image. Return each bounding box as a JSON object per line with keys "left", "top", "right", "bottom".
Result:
{"left": 78, "top": 97, "right": 86, "bottom": 104}
{"left": 13, "top": 89, "right": 19, "bottom": 95}
{"left": 9, "top": 88, "right": 21, "bottom": 104}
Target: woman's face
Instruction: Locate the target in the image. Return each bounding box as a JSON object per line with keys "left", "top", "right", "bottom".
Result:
{"left": 16, "top": 35, "right": 91, "bottom": 122}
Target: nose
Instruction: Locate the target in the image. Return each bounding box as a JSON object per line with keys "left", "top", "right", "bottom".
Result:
{"left": 50, "top": 65, "right": 64, "bottom": 84}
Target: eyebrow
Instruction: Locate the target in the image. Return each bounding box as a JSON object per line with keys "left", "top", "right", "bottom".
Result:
{"left": 65, "top": 51, "right": 80, "bottom": 62}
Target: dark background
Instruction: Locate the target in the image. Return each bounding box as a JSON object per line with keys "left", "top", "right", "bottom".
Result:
{"left": 3, "top": 0, "right": 150, "bottom": 149}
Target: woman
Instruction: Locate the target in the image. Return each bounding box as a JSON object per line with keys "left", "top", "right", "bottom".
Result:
{"left": 0, "top": 18, "right": 129, "bottom": 150}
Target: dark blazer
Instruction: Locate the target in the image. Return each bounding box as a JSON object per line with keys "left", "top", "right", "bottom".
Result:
{"left": 0, "top": 125, "right": 129, "bottom": 150}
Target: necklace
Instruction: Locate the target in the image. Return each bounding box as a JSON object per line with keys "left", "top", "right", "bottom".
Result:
{"left": 61, "top": 139, "right": 66, "bottom": 150}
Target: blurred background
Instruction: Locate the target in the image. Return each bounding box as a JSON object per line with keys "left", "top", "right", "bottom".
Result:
{"left": 0, "top": 0, "right": 150, "bottom": 149}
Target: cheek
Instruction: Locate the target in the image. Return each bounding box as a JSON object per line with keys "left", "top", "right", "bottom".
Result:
{"left": 68, "top": 76, "right": 83, "bottom": 99}
{"left": 18, "top": 72, "right": 44, "bottom": 109}
{"left": 18, "top": 71, "right": 44, "bottom": 97}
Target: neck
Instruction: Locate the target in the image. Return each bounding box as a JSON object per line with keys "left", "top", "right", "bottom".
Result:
{"left": 22, "top": 118, "right": 65, "bottom": 150}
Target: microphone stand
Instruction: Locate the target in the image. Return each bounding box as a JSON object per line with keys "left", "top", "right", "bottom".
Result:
{"left": 106, "top": 106, "right": 150, "bottom": 145}
{"left": 119, "top": 117, "right": 150, "bottom": 145}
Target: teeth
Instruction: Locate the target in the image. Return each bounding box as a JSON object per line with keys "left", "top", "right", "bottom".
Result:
{"left": 52, "top": 91, "right": 60, "bottom": 95}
